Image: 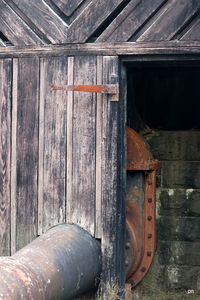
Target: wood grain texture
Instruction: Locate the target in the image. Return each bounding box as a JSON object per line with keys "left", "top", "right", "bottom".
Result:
{"left": 181, "top": 17, "right": 200, "bottom": 41}
{"left": 66, "top": 0, "right": 125, "bottom": 42}
{"left": 40, "top": 56, "right": 68, "bottom": 232}
{"left": 101, "top": 56, "right": 125, "bottom": 295}
{"left": 0, "top": 0, "right": 199, "bottom": 45}
{"left": 16, "top": 58, "right": 39, "bottom": 250}
{"left": 53, "top": 0, "right": 85, "bottom": 16}
{"left": 38, "top": 59, "right": 45, "bottom": 235}
{"left": 10, "top": 58, "right": 18, "bottom": 254}
{"left": 0, "top": 59, "right": 12, "bottom": 255}
{"left": 1, "top": 41, "right": 200, "bottom": 57}
{"left": 66, "top": 56, "right": 74, "bottom": 223}
{"left": 97, "top": 0, "right": 166, "bottom": 42}
{"left": 0, "top": 0, "right": 43, "bottom": 46}
{"left": 95, "top": 56, "right": 103, "bottom": 238}
{"left": 11, "top": 0, "right": 68, "bottom": 44}
{"left": 68, "top": 55, "right": 97, "bottom": 235}
{"left": 137, "top": 0, "right": 200, "bottom": 41}
{"left": 0, "top": 39, "right": 6, "bottom": 47}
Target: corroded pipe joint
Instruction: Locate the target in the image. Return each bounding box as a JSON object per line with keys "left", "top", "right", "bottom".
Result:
{"left": 0, "top": 224, "right": 101, "bottom": 300}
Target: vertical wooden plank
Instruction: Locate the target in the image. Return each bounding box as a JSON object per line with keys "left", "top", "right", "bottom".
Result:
{"left": 95, "top": 55, "right": 103, "bottom": 238}
{"left": 68, "top": 55, "right": 96, "bottom": 236}
{"left": 0, "top": 59, "right": 12, "bottom": 255}
{"left": 66, "top": 56, "right": 74, "bottom": 222}
{"left": 38, "top": 59, "right": 45, "bottom": 236}
{"left": 41, "top": 57, "right": 68, "bottom": 232}
{"left": 11, "top": 58, "right": 18, "bottom": 254}
{"left": 16, "top": 57, "right": 39, "bottom": 251}
{"left": 101, "top": 56, "right": 125, "bottom": 296}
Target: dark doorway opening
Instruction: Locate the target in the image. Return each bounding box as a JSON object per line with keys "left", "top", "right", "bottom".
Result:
{"left": 125, "top": 59, "right": 200, "bottom": 294}
{"left": 126, "top": 61, "right": 200, "bottom": 131}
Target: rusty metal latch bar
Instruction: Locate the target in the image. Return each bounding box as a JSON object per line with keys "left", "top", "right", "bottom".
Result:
{"left": 51, "top": 84, "right": 119, "bottom": 101}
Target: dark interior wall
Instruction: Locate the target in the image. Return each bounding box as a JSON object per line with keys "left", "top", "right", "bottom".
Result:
{"left": 127, "top": 63, "right": 200, "bottom": 293}
{"left": 127, "top": 63, "right": 200, "bottom": 131}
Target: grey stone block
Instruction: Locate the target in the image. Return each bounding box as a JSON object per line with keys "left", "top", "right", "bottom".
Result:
{"left": 163, "top": 265, "right": 200, "bottom": 290}
{"left": 158, "top": 216, "right": 200, "bottom": 241}
{"left": 157, "top": 188, "right": 200, "bottom": 217}
{"left": 145, "top": 130, "right": 200, "bottom": 161}
{"left": 158, "top": 241, "right": 200, "bottom": 266}
{"left": 162, "top": 161, "right": 200, "bottom": 189}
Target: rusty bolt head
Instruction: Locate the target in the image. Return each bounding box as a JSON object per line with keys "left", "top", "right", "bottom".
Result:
{"left": 148, "top": 198, "right": 152, "bottom": 203}
{"left": 125, "top": 242, "right": 131, "bottom": 249}
{"left": 147, "top": 216, "right": 152, "bottom": 221}
{"left": 141, "top": 267, "right": 146, "bottom": 273}
{"left": 147, "top": 251, "right": 152, "bottom": 256}
{"left": 147, "top": 233, "right": 153, "bottom": 238}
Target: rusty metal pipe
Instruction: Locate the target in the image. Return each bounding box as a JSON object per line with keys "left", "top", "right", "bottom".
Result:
{"left": 0, "top": 224, "right": 101, "bottom": 300}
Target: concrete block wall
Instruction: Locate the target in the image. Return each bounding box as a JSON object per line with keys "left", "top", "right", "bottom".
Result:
{"left": 141, "top": 130, "right": 200, "bottom": 294}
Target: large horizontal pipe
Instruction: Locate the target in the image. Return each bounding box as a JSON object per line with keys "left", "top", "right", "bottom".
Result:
{"left": 0, "top": 224, "right": 101, "bottom": 300}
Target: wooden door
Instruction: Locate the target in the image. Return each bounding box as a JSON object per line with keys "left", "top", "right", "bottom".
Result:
{"left": 0, "top": 54, "right": 126, "bottom": 293}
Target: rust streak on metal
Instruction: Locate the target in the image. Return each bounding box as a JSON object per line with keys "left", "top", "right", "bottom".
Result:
{"left": 127, "top": 171, "right": 157, "bottom": 286}
{"left": 126, "top": 127, "right": 160, "bottom": 287}
{"left": 127, "top": 160, "right": 161, "bottom": 171}
{"left": 127, "top": 127, "right": 161, "bottom": 171}
{"left": 126, "top": 202, "right": 143, "bottom": 279}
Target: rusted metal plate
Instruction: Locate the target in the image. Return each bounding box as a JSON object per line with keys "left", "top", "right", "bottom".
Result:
{"left": 127, "top": 127, "right": 161, "bottom": 171}
{"left": 126, "top": 127, "right": 160, "bottom": 287}
{"left": 126, "top": 202, "right": 143, "bottom": 279}
{"left": 126, "top": 171, "right": 157, "bottom": 287}
{"left": 127, "top": 160, "right": 161, "bottom": 171}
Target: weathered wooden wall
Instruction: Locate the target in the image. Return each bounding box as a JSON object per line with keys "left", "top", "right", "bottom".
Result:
{"left": 0, "top": 0, "right": 200, "bottom": 46}
{"left": 0, "top": 54, "right": 125, "bottom": 289}
{"left": 0, "top": 0, "right": 200, "bottom": 295}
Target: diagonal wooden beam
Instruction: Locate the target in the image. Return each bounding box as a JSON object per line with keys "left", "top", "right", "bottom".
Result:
{"left": 0, "top": 38, "right": 6, "bottom": 47}
{"left": 181, "top": 17, "right": 200, "bottom": 41}
{"left": 66, "top": 0, "right": 127, "bottom": 42}
{"left": 96, "top": 0, "right": 167, "bottom": 42}
{"left": 11, "top": 0, "right": 68, "bottom": 44}
{"left": 0, "top": 0, "right": 44, "bottom": 45}
{"left": 52, "top": 0, "right": 85, "bottom": 17}
{"left": 137, "top": 0, "right": 200, "bottom": 41}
